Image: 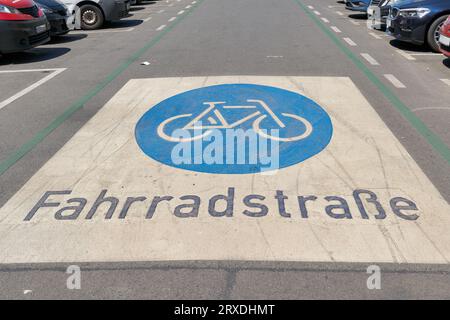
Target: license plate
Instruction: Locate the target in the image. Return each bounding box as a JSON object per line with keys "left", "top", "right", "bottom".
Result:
{"left": 35, "top": 24, "right": 47, "bottom": 34}
{"left": 439, "top": 34, "right": 450, "bottom": 47}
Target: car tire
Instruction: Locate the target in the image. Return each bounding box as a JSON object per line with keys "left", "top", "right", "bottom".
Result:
{"left": 80, "top": 5, "right": 104, "bottom": 30}
{"left": 427, "top": 15, "right": 448, "bottom": 52}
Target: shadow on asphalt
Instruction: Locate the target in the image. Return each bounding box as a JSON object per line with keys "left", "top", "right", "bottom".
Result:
{"left": 103, "top": 19, "right": 144, "bottom": 29}
{"left": 389, "top": 39, "right": 432, "bottom": 53}
{"left": 130, "top": 6, "right": 145, "bottom": 11}
{"left": 349, "top": 13, "right": 368, "bottom": 20}
{"left": 47, "top": 34, "right": 88, "bottom": 45}
{"left": 443, "top": 58, "right": 450, "bottom": 69}
{"left": 0, "top": 47, "right": 70, "bottom": 66}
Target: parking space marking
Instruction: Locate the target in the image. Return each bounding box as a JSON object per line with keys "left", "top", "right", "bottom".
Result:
{"left": 330, "top": 26, "right": 341, "bottom": 33}
{"left": 349, "top": 20, "right": 360, "bottom": 26}
{"left": 395, "top": 50, "right": 416, "bottom": 61}
{"left": 321, "top": 17, "right": 329, "bottom": 23}
{"left": 178, "top": 10, "right": 185, "bottom": 14}
{"left": 144, "top": 16, "right": 152, "bottom": 22}
{"left": 71, "top": 28, "right": 134, "bottom": 34}
{"left": 307, "top": 5, "right": 314, "bottom": 9}
{"left": 169, "top": 17, "right": 177, "bottom": 22}
{"left": 384, "top": 74, "right": 406, "bottom": 88}
{"left": 314, "top": 10, "right": 321, "bottom": 16}
{"left": 185, "top": 5, "right": 192, "bottom": 9}
{"left": 441, "top": 79, "right": 450, "bottom": 86}
{"left": 369, "top": 32, "right": 382, "bottom": 40}
{"left": 343, "top": 37, "right": 357, "bottom": 46}
{"left": 336, "top": 11, "right": 344, "bottom": 16}
{"left": 410, "top": 53, "right": 444, "bottom": 57}
{"left": 0, "top": 68, "right": 66, "bottom": 111}
{"left": 1, "top": 76, "right": 449, "bottom": 264}
{"left": 360, "top": 53, "right": 379, "bottom": 65}
{"left": 157, "top": 25, "right": 167, "bottom": 31}
{"left": 158, "top": 9, "right": 165, "bottom": 13}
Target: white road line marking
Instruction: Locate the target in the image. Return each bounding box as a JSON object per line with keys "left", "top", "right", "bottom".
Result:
{"left": 307, "top": 5, "right": 314, "bottom": 9}
{"left": 384, "top": 74, "right": 406, "bottom": 88}
{"left": 361, "top": 53, "right": 379, "bottom": 65}
{"left": 440, "top": 79, "right": 450, "bottom": 86}
{"left": 169, "top": 17, "right": 176, "bottom": 22}
{"left": 185, "top": 5, "right": 191, "bottom": 9}
{"left": 413, "top": 107, "right": 450, "bottom": 112}
{"left": 0, "top": 68, "right": 66, "bottom": 111}
{"left": 350, "top": 20, "right": 360, "bottom": 25}
{"left": 157, "top": 25, "right": 166, "bottom": 31}
{"left": 71, "top": 28, "right": 134, "bottom": 34}
{"left": 410, "top": 53, "right": 443, "bottom": 56}
{"left": 343, "top": 37, "right": 357, "bottom": 46}
{"left": 321, "top": 17, "right": 330, "bottom": 23}
{"left": 336, "top": 11, "right": 344, "bottom": 16}
{"left": 143, "top": 16, "right": 152, "bottom": 22}
{"left": 178, "top": 10, "right": 185, "bottom": 15}
{"left": 369, "top": 32, "right": 382, "bottom": 40}
{"left": 396, "top": 50, "right": 416, "bottom": 61}
{"left": 331, "top": 26, "right": 341, "bottom": 33}
{"left": 158, "top": 9, "right": 165, "bottom": 13}
{"left": 314, "top": 10, "right": 321, "bottom": 16}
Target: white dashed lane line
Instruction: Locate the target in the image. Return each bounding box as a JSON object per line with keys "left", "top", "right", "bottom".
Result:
{"left": 343, "top": 37, "right": 357, "bottom": 46}
{"left": 178, "top": 10, "right": 185, "bottom": 15}
{"left": 384, "top": 74, "right": 406, "bottom": 88}
{"left": 331, "top": 26, "right": 341, "bottom": 33}
{"left": 321, "top": 17, "right": 329, "bottom": 23}
{"left": 169, "top": 17, "right": 176, "bottom": 22}
{"left": 369, "top": 32, "right": 382, "bottom": 40}
{"left": 156, "top": 25, "right": 166, "bottom": 31}
{"left": 314, "top": 10, "right": 321, "bottom": 16}
{"left": 360, "top": 53, "right": 380, "bottom": 66}
{"left": 307, "top": 5, "right": 314, "bottom": 9}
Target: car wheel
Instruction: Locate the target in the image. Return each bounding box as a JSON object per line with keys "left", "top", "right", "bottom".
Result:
{"left": 427, "top": 15, "right": 448, "bottom": 52}
{"left": 80, "top": 5, "right": 104, "bottom": 30}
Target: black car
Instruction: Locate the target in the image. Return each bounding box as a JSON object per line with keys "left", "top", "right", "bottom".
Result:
{"left": 35, "top": 0, "right": 71, "bottom": 36}
{"left": 387, "top": 0, "right": 450, "bottom": 52}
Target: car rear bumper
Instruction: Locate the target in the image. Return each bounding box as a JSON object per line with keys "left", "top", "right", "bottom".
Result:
{"left": 0, "top": 17, "right": 50, "bottom": 54}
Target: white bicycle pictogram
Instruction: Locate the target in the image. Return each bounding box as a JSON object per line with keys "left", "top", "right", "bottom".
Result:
{"left": 157, "top": 99, "right": 313, "bottom": 143}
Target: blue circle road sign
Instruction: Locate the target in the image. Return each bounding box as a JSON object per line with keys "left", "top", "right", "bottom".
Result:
{"left": 135, "top": 84, "right": 333, "bottom": 174}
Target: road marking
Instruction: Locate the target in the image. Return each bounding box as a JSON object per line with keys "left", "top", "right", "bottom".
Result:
{"left": 178, "top": 10, "right": 185, "bottom": 14}
{"left": 307, "top": 5, "right": 314, "bottom": 9}
{"left": 0, "top": 0, "right": 206, "bottom": 177}
{"left": 440, "top": 79, "right": 450, "bottom": 86}
{"left": 321, "top": 17, "right": 329, "bottom": 23}
{"left": 71, "top": 28, "right": 134, "bottom": 34}
{"left": 369, "top": 32, "right": 382, "bottom": 40}
{"left": 336, "top": 11, "right": 344, "bottom": 16}
{"left": 1, "top": 76, "right": 449, "bottom": 264}
{"left": 330, "top": 26, "right": 341, "bottom": 33}
{"left": 410, "top": 53, "right": 443, "bottom": 57}
{"left": 158, "top": 9, "right": 165, "bottom": 13}
{"left": 360, "top": 53, "right": 379, "bottom": 65}
{"left": 0, "top": 68, "right": 66, "bottom": 111}
{"left": 169, "top": 17, "right": 176, "bottom": 22}
{"left": 343, "top": 37, "right": 357, "bottom": 46}
{"left": 144, "top": 16, "right": 152, "bottom": 22}
{"left": 157, "top": 25, "right": 167, "bottom": 31}
{"left": 293, "top": 0, "right": 450, "bottom": 165}
{"left": 384, "top": 74, "right": 406, "bottom": 88}
{"left": 185, "top": 5, "right": 192, "bottom": 9}
{"left": 314, "top": 10, "right": 321, "bottom": 16}
{"left": 396, "top": 50, "right": 416, "bottom": 61}
{"left": 413, "top": 107, "right": 450, "bottom": 112}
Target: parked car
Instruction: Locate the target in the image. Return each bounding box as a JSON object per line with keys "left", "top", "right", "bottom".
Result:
{"left": 0, "top": 0, "right": 50, "bottom": 54}
{"left": 35, "top": 0, "right": 74, "bottom": 36}
{"left": 346, "top": 0, "right": 371, "bottom": 13}
{"left": 439, "top": 16, "right": 450, "bottom": 57}
{"left": 387, "top": 0, "right": 450, "bottom": 52}
{"left": 368, "top": 0, "right": 392, "bottom": 29}
{"left": 61, "top": 0, "right": 130, "bottom": 30}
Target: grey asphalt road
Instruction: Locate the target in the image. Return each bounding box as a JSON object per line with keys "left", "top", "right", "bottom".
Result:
{"left": 0, "top": 0, "right": 449, "bottom": 299}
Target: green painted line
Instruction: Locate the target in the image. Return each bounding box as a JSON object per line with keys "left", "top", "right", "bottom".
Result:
{"left": 293, "top": 0, "right": 450, "bottom": 165}
{"left": 0, "top": 0, "right": 205, "bottom": 176}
